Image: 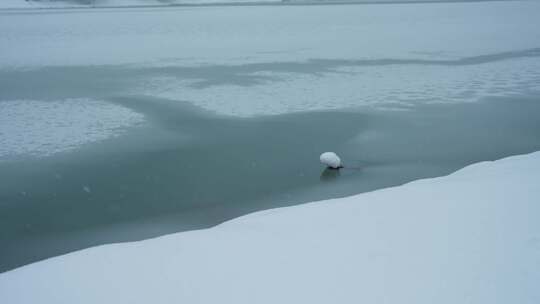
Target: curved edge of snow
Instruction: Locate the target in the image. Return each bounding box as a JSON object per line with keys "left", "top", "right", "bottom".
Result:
{"left": 0, "top": 151, "right": 539, "bottom": 304}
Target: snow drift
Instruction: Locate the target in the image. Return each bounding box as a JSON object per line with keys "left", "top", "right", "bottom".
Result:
{"left": 0, "top": 151, "right": 539, "bottom": 303}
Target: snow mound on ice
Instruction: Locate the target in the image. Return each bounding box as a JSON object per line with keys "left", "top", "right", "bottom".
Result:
{"left": 320, "top": 152, "right": 342, "bottom": 168}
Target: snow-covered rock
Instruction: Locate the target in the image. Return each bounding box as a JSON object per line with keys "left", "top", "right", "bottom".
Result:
{"left": 320, "top": 151, "right": 342, "bottom": 169}
{"left": 1, "top": 151, "right": 539, "bottom": 303}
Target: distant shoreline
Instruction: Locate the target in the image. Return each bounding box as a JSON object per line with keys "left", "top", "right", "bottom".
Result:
{"left": 0, "top": 0, "right": 523, "bottom": 12}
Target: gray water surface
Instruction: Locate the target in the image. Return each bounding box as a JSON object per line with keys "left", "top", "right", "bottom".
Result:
{"left": 1, "top": 94, "right": 540, "bottom": 272}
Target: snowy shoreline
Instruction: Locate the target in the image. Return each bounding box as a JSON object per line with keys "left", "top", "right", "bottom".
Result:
{"left": 1, "top": 151, "right": 538, "bottom": 303}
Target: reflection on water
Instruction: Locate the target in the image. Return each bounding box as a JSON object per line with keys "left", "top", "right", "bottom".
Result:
{"left": 320, "top": 168, "right": 341, "bottom": 182}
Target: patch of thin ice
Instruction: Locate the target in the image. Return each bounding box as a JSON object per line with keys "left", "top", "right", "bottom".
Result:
{"left": 140, "top": 57, "right": 540, "bottom": 117}
{"left": 0, "top": 99, "right": 144, "bottom": 159}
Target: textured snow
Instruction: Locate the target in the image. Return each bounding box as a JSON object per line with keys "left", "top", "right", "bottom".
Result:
{"left": 0, "top": 151, "right": 539, "bottom": 303}
{"left": 0, "top": 99, "right": 144, "bottom": 159}
{"left": 141, "top": 55, "right": 540, "bottom": 116}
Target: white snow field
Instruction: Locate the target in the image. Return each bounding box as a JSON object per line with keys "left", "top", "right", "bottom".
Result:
{"left": 0, "top": 99, "right": 144, "bottom": 159}
{"left": 0, "top": 151, "right": 539, "bottom": 303}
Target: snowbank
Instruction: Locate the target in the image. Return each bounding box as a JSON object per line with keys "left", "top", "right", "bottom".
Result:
{"left": 1, "top": 151, "right": 539, "bottom": 303}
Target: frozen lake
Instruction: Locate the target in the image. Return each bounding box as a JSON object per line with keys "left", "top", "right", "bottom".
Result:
{"left": 1, "top": 0, "right": 540, "bottom": 272}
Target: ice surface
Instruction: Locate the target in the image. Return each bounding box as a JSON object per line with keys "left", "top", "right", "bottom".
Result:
{"left": 2, "top": 1, "right": 539, "bottom": 117}
{"left": 0, "top": 99, "right": 144, "bottom": 159}
{"left": 141, "top": 54, "right": 540, "bottom": 116}
{"left": 1, "top": 1, "right": 540, "bottom": 69}
{"left": 0, "top": 151, "right": 538, "bottom": 303}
